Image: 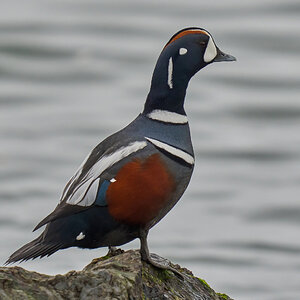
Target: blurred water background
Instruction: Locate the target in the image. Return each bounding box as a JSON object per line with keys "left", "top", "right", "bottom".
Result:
{"left": 0, "top": 1, "right": 300, "bottom": 299}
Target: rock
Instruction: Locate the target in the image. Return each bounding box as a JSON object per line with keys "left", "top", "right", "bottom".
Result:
{"left": 0, "top": 250, "right": 232, "bottom": 300}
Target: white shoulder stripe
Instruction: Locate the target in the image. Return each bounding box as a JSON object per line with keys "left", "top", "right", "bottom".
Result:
{"left": 145, "top": 137, "right": 194, "bottom": 165}
{"left": 66, "top": 141, "right": 147, "bottom": 206}
{"left": 147, "top": 110, "right": 188, "bottom": 124}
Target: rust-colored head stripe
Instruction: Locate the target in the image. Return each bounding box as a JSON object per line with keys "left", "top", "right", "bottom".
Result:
{"left": 164, "top": 29, "right": 209, "bottom": 49}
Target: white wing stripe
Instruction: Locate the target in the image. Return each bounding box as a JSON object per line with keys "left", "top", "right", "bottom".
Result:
{"left": 145, "top": 137, "right": 194, "bottom": 165}
{"left": 66, "top": 141, "right": 147, "bottom": 206}
{"left": 60, "top": 150, "right": 92, "bottom": 202}
{"left": 69, "top": 177, "right": 95, "bottom": 206}
{"left": 78, "top": 178, "right": 100, "bottom": 207}
{"left": 147, "top": 109, "right": 188, "bottom": 124}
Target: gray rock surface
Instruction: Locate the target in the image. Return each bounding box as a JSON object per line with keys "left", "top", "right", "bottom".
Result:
{"left": 0, "top": 249, "right": 232, "bottom": 300}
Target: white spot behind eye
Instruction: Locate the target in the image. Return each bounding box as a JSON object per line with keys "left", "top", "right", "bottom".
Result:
{"left": 76, "top": 232, "right": 85, "bottom": 240}
{"left": 110, "top": 178, "right": 116, "bottom": 183}
{"left": 204, "top": 36, "right": 217, "bottom": 63}
{"left": 179, "top": 48, "right": 188, "bottom": 55}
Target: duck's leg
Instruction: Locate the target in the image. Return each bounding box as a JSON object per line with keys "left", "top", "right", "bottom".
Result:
{"left": 106, "top": 246, "right": 124, "bottom": 257}
{"left": 139, "top": 229, "right": 184, "bottom": 279}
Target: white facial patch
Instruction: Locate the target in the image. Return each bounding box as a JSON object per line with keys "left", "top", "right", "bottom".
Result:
{"left": 110, "top": 178, "right": 116, "bottom": 183}
{"left": 179, "top": 48, "right": 188, "bottom": 55}
{"left": 167, "top": 57, "right": 173, "bottom": 89}
{"left": 204, "top": 35, "right": 217, "bottom": 63}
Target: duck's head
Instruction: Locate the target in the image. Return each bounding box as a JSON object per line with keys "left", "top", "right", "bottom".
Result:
{"left": 144, "top": 27, "right": 236, "bottom": 115}
{"left": 163, "top": 27, "right": 236, "bottom": 78}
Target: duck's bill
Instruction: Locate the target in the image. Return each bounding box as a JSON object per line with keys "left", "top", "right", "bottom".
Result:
{"left": 214, "top": 48, "right": 236, "bottom": 62}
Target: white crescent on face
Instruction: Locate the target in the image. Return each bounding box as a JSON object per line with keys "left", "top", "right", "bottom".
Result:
{"left": 203, "top": 34, "right": 217, "bottom": 63}
{"left": 178, "top": 28, "right": 217, "bottom": 63}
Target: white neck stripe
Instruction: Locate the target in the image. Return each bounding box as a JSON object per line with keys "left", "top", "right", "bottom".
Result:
{"left": 168, "top": 57, "right": 173, "bottom": 89}
{"left": 145, "top": 137, "right": 194, "bottom": 165}
{"left": 147, "top": 110, "right": 188, "bottom": 124}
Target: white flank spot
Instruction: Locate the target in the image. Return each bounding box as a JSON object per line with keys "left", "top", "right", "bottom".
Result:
{"left": 147, "top": 110, "right": 188, "bottom": 124}
{"left": 204, "top": 35, "right": 217, "bottom": 63}
{"left": 145, "top": 137, "right": 194, "bottom": 165}
{"left": 66, "top": 141, "right": 147, "bottom": 206}
{"left": 179, "top": 48, "right": 188, "bottom": 55}
{"left": 167, "top": 57, "right": 173, "bottom": 89}
{"left": 110, "top": 178, "right": 116, "bottom": 183}
{"left": 76, "top": 232, "right": 85, "bottom": 240}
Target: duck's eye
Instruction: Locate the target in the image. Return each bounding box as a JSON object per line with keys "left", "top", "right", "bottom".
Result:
{"left": 179, "top": 48, "right": 188, "bottom": 55}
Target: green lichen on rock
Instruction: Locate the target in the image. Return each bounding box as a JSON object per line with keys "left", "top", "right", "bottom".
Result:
{"left": 198, "top": 278, "right": 211, "bottom": 289}
{"left": 217, "top": 293, "right": 230, "bottom": 300}
{"left": 0, "top": 250, "right": 233, "bottom": 300}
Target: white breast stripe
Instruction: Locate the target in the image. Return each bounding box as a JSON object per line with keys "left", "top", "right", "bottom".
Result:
{"left": 147, "top": 110, "right": 188, "bottom": 124}
{"left": 204, "top": 34, "right": 217, "bottom": 63}
{"left": 167, "top": 57, "right": 173, "bottom": 89}
{"left": 145, "top": 137, "right": 194, "bottom": 165}
{"left": 66, "top": 141, "right": 147, "bottom": 206}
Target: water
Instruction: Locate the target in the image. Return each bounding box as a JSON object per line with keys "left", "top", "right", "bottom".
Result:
{"left": 1, "top": 1, "right": 300, "bottom": 299}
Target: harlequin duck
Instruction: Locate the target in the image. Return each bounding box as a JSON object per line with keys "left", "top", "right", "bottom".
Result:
{"left": 6, "top": 27, "right": 235, "bottom": 275}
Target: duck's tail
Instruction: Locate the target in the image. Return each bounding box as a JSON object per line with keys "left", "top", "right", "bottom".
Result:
{"left": 5, "top": 234, "right": 63, "bottom": 265}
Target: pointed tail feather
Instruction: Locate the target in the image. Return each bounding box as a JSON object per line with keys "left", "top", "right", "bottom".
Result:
{"left": 5, "top": 234, "right": 63, "bottom": 265}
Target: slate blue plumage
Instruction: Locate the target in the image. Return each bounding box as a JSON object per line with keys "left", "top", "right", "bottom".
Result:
{"left": 7, "top": 27, "right": 235, "bottom": 275}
